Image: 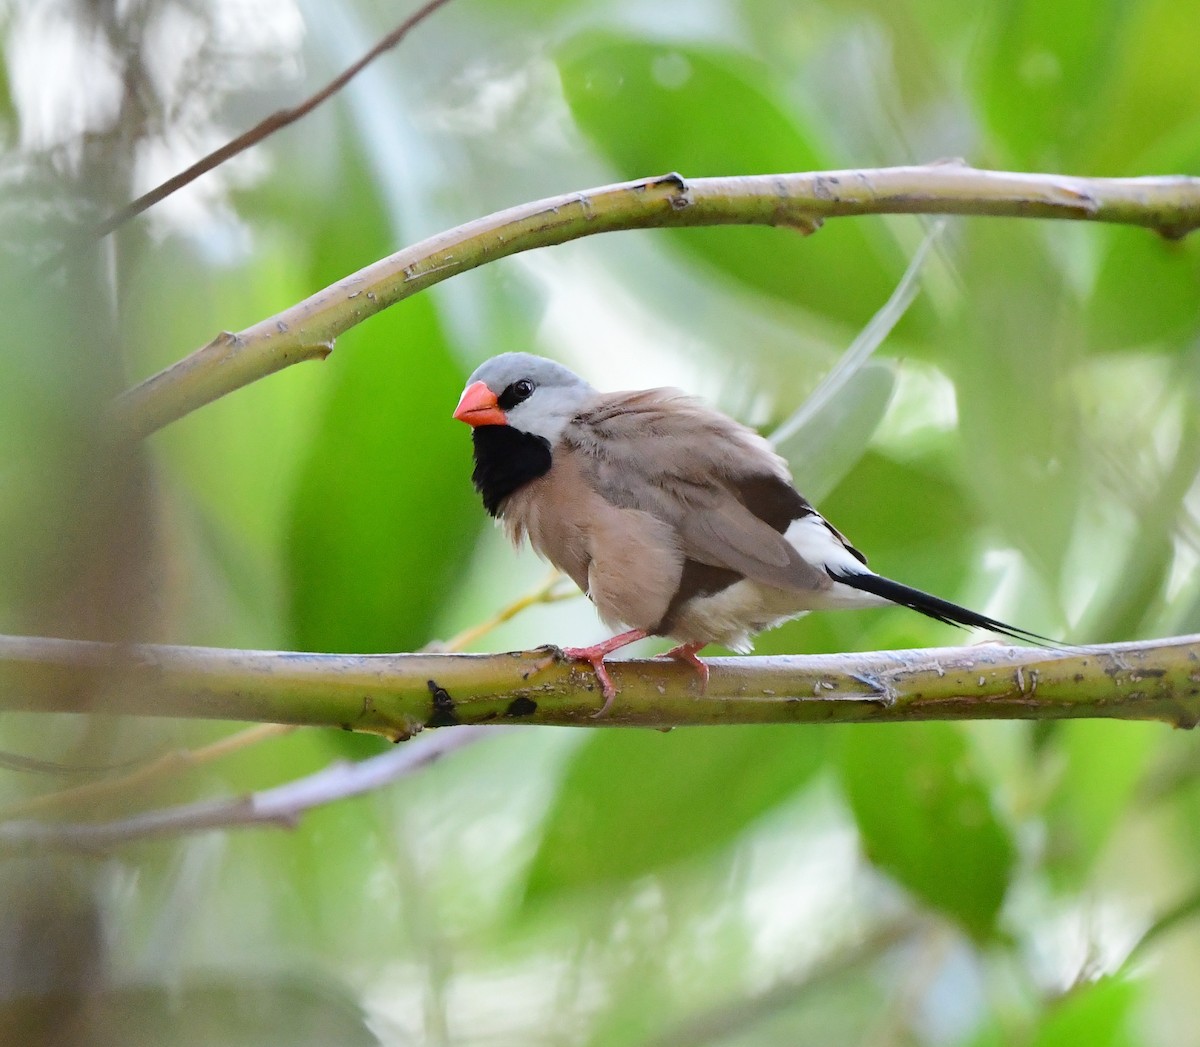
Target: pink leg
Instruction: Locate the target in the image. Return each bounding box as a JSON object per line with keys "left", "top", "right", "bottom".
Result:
{"left": 663, "top": 641, "right": 710, "bottom": 691}
{"left": 562, "top": 628, "right": 648, "bottom": 717}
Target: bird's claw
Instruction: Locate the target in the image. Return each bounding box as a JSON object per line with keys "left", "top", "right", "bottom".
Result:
{"left": 558, "top": 628, "right": 647, "bottom": 717}
{"left": 663, "top": 642, "right": 710, "bottom": 692}
{"left": 561, "top": 645, "right": 619, "bottom": 717}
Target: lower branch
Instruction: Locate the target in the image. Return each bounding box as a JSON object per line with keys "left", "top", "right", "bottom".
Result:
{"left": 1, "top": 633, "right": 1197, "bottom": 736}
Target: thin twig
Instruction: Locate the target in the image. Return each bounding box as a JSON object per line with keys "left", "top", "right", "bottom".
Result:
{"left": 431, "top": 571, "right": 574, "bottom": 653}
{"left": 86, "top": 0, "right": 457, "bottom": 241}
{"left": 0, "top": 723, "right": 294, "bottom": 821}
{"left": 649, "top": 918, "right": 920, "bottom": 1047}
{"left": 0, "top": 726, "right": 490, "bottom": 853}
{"left": 0, "top": 749, "right": 145, "bottom": 778}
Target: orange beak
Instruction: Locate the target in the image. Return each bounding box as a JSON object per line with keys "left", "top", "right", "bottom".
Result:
{"left": 453, "top": 381, "right": 507, "bottom": 427}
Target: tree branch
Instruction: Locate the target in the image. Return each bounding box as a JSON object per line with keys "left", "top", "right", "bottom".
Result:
{"left": 110, "top": 166, "right": 1200, "bottom": 441}
{"left": 2, "top": 633, "right": 1197, "bottom": 737}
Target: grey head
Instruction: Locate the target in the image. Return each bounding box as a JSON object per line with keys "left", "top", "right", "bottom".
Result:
{"left": 467, "top": 352, "right": 597, "bottom": 444}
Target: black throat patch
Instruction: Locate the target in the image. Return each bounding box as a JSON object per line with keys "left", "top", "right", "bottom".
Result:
{"left": 470, "top": 426, "right": 552, "bottom": 517}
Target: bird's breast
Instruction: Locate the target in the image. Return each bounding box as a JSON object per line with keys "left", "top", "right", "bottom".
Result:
{"left": 499, "top": 459, "right": 595, "bottom": 595}
{"left": 501, "top": 448, "right": 686, "bottom": 633}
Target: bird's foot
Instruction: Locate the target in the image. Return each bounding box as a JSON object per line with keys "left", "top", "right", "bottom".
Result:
{"left": 564, "top": 650, "right": 617, "bottom": 717}
{"left": 561, "top": 628, "right": 648, "bottom": 718}
{"left": 663, "top": 642, "right": 710, "bottom": 691}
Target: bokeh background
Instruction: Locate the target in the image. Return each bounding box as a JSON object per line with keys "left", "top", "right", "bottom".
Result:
{"left": 2, "top": 0, "right": 1200, "bottom": 1043}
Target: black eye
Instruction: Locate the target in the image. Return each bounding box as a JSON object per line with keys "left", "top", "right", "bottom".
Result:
{"left": 497, "top": 377, "right": 537, "bottom": 411}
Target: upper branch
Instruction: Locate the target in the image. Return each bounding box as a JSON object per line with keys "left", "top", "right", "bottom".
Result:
{"left": 110, "top": 166, "right": 1200, "bottom": 441}
{"left": 2, "top": 632, "right": 1197, "bottom": 737}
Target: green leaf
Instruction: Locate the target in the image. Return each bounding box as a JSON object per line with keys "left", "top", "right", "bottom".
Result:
{"left": 286, "top": 294, "right": 478, "bottom": 654}
{"left": 974, "top": 0, "right": 1128, "bottom": 169}
{"left": 523, "top": 726, "right": 826, "bottom": 906}
{"left": 1085, "top": 0, "right": 1200, "bottom": 174}
{"left": 964, "top": 973, "right": 1140, "bottom": 1046}
{"left": 773, "top": 362, "right": 897, "bottom": 504}
{"left": 1088, "top": 228, "right": 1200, "bottom": 353}
{"left": 947, "top": 222, "right": 1084, "bottom": 581}
{"left": 557, "top": 34, "right": 907, "bottom": 330}
{"left": 122, "top": 238, "right": 325, "bottom": 648}
{"left": 1030, "top": 978, "right": 1139, "bottom": 1047}
{"left": 1042, "top": 721, "right": 1157, "bottom": 890}
{"left": 277, "top": 103, "right": 480, "bottom": 656}
{"left": 837, "top": 723, "right": 1015, "bottom": 939}
{"left": 0, "top": 44, "right": 13, "bottom": 131}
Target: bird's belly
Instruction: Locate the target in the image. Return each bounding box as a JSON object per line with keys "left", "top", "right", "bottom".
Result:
{"left": 666, "top": 580, "right": 807, "bottom": 651}
{"left": 667, "top": 576, "right": 887, "bottom": 650}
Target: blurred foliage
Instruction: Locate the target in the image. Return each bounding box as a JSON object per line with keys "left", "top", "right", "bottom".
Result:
{"left": 524, "top": 726, "right": 827, "bottom": 907}
{"left": 559, "top": 32, "right": 910, "bottom": 328}
{"left": 0, "top": 0, "right": 1199, "bottom": 1044}
{"left": 838, "top": 722, "right": 1015, "bottom": 941}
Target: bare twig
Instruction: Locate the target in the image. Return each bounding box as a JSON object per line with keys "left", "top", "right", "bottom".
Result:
{"left": 86, "top": 0, "right": 457, "bottom": 241}
{"left": 1, "top": 633, "right": 1197, "bottom": 736}
{"left": 0, "top": 723, "right": 294, "bottom": 820}
{"left": 0, "top": 726, "right": 489, "bottom": 853}
{"left": 650, "top": 918, "right": 920, "bottom": 1047}
{"left": 0, "top": 749, "right": 145, "bottom": 778}
{"left": 431, "top": 571, "right": 574, "bottom": 653}
{"left": 109, "top": 166, "right": 1200, "bottom": 441}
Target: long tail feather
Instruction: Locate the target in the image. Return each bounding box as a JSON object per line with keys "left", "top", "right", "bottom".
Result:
{"left": 828, "top": 569, "right": 1054, "bottom": 646}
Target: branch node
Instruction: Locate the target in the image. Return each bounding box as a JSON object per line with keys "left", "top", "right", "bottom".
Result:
{"left": 850, "top": 672, "right": 896, "bottom": 706}
{"left": 786, "top": 215, "right": 823, "bottom": 235}
{"left": 535, "top": 643, "right": 564, "bottom": 663}
{"left": 1157, "top": 222, "right": 1197, "bottom": 242}
{"left": 648, "top": 171, "right": 693, "bottom": 210}
{"left": 1049, "top": 182, "right": 1100, "bottom": 216}
{"left": 1173, "top": 707, "right": 1199, "bottom": 730}
{"left": 425, "top": 679, "right": 460, "bottom": 728}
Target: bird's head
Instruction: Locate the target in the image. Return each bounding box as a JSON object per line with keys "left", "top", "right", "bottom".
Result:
{"left": 453, "top": 353, "right": 597, "bottom": 516}
{"left": 453, "top": 352, "right": 595, "bottom": 445}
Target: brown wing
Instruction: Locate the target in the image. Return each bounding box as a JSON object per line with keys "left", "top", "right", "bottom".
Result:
{"left": 566, "top": 390, "right": 829, "bottom": 592}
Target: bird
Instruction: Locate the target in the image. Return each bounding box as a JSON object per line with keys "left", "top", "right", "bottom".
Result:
{"left": 453, "top": 352, "right": 1047, "bottom": 714}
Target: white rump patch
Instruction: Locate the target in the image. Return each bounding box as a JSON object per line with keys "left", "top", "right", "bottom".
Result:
{"left": 785, "top": 515, "right": 866, "bottom": 574}
{"left": 784, "top": 515, "right": 888, "bottom": 609}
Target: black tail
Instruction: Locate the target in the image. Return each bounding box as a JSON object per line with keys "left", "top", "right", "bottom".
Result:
{"left": 829, "top": 569, "right": 1054, "bottom": 646}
